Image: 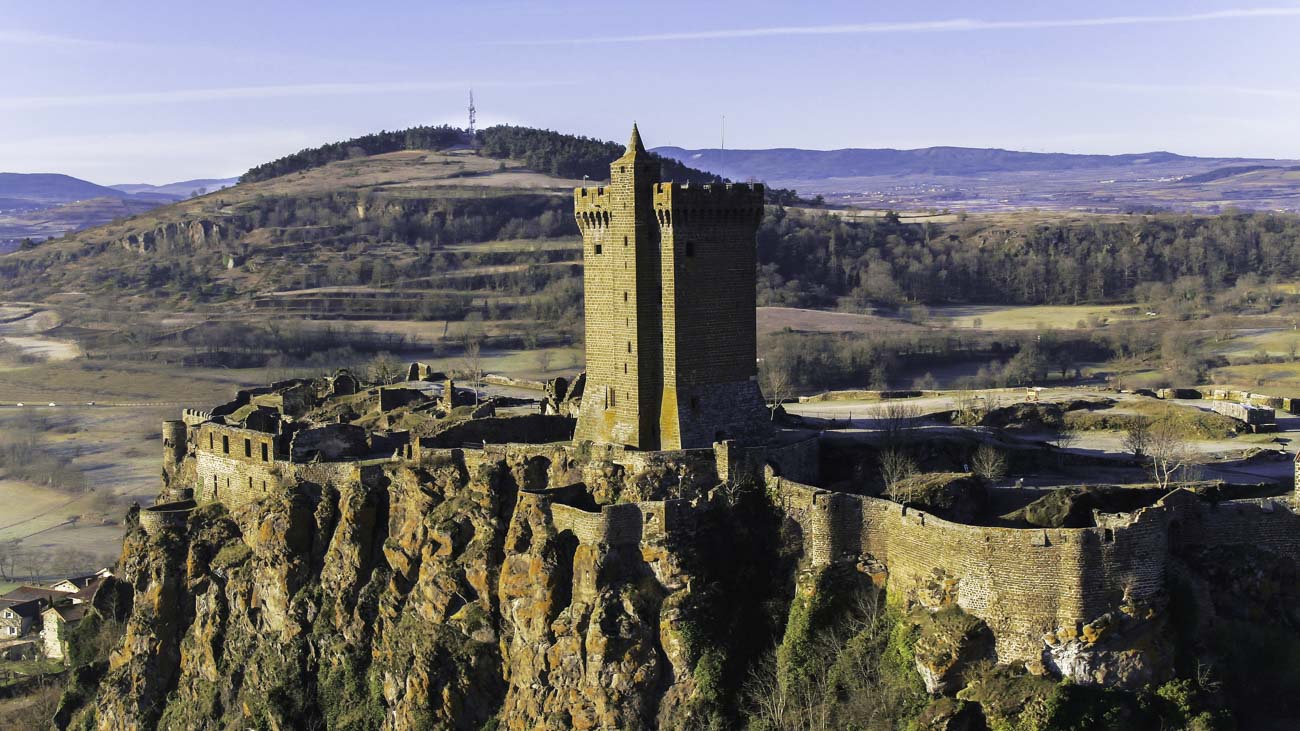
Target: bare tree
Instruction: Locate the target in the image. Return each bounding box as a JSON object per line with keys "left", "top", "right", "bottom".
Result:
{"left": 759, "top": 358, "right": 794, "bottom": 422}
{"left": 880, "top": 448, "right": 919, "bottom": 498}
{"left": 1053, "top": 427, "right": 1080, "bottom": 452}
{"left": 366, "top": 352, "right": 402, "bottom": 385}
{"left": 462, "top": 338, "right": 484, "bottom": 406}
{"left": 1121, "top": 416, "right": 1152, "bottom": 458}
{"left": 877, "top": 399, "right": 922, "bottom": 446}
{"left": 535, "top": 348, "right": 554, "bottom": 375}
{"left": 1148, "top": 413, "right": 1196, "bottom": 490}
{"left": 0, "top": 540, "right": 21, "bottom": 581}
{"left": 951, "top": 391, "right": 1000, "bottom": 427}
{"left": 971, "top": 444, "right": 1008, "bottom": 482}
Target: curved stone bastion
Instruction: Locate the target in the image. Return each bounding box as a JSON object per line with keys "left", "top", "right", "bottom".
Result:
{"left": 139, "top": 499, "right": 197, "bottom": 536}
{"left": 771, "top": 474, "right": 1300, "bottom": 667}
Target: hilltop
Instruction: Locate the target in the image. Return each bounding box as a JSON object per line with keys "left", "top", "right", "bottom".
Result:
{"left": 654, "top": 145, "right": 1300, "bottom": 212}
{"left": 0, "top": 173, "right": 132, "bottom": 206}
{"left": 109, "top": 177, "right": 238, "bottom": 199}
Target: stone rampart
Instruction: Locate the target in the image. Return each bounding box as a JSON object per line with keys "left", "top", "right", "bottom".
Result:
{"left": 717, "top": 435, "right": 820, "bottom": 486}
{"left": 140, "top": 500, "right": 197, "bottom": 536}
{"left": 772, "top": 476, "right": 1170, "bottom": 662}
{"left": 544, "top": 495, "right": 698, "bottom": 547}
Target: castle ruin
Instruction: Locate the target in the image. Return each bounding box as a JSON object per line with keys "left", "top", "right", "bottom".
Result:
{"left": 135, "top": 129, "right": 1300, "bottom": 698}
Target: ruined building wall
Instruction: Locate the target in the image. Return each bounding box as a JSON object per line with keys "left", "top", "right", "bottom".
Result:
{"left": 193, "top": 423, "right": 283, "bottom": 507}
{"left": 533, "top": 494, "right": 699, "bottom": 547}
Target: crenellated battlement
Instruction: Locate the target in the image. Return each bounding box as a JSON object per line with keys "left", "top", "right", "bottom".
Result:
{"left": 653, "top": 183, "right": 764, "bottom": 229}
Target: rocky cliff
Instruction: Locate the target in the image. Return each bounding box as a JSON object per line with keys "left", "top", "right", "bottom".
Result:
{"left": 55, "top": 448, "right": 792, "bottom": 730}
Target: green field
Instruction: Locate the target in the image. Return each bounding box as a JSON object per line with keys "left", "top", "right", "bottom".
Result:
{"left": 926, "top": 304, "right": 1151, "bottom": 330}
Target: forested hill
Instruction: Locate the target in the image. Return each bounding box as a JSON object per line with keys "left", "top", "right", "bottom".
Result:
{"left": 755, "top": 209, "right": 1300, "bottom": 309}
{"left": 241, "top": 125, "right": 727, "bottom": 185}
{"left": 4, "top": 121, "right": 1298, "bottom": 316}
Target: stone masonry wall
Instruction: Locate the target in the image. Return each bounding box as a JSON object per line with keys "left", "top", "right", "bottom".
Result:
{"left": 773, "top": 477, "right": 1170, "bottom": 663}
{"left": 574, "top": 131, "right": 663, "bottom": 449}
{"left": 654, "top": 182, "right": 769, "bottom": 449}
{"left": 543, "top": 496, "right": 697, "bottom": 547}
{"left": 194, "top": 423, "right": 283, "bottom": 507}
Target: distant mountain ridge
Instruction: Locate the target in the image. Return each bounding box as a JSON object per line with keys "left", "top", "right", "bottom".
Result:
{"left": 110, "top": 177, "right": 238, "bottom": 198}
{"left": 653, "top": 145, "right": 1300, "bottom": 212}
{"left": 0, "top": 173, "right": 232, "bottom": 245}
{"left": 0, "top": 173, "right": 132, "bottom": 205}
{"left": 652, "top": 145, "right": 1296, "bottom": 180}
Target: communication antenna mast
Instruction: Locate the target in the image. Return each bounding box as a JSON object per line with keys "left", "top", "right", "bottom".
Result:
{"left": 467, "top": 89, "right": 477, "bottom": 136}
{"left": 720, "top": 114, "right": 726, "bottom": 182}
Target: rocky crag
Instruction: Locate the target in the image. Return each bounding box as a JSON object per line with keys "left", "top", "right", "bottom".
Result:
{"left": 55, "top": 444, "right": 794, "bottom": 730}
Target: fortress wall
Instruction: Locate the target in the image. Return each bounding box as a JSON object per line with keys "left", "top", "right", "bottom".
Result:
{"left": 195, "top": 450, "right": 282, "bottom": 507}
{"left": 717, "top": 436, "right": 820, "bottom": 487}
{"left": 616, "top": 448, "right": 718, "bottom": 481}
{"left": 547, "top": 498, "right": 697, "bottom": 547}
{"left": 193, "top": 423, "right": 283, "bottom": 506}
{"left": 603, "top": 503, "right": 646, "bottom": 544}
{"left": 1188, "top": 499, "right": 1300, "bottom": 560}
{"left": 772, "top": 477, "right": 1171, "bottom": 663}
{"left": 550, "top": 503, "right": 607, "bottom": 545}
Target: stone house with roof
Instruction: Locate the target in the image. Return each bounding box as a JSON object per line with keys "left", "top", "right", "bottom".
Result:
{"left": 42, "top": 603, "right": 90, "bottom": 660}
{"left": 1, "top": 598, "right": 43, "bottom": 639}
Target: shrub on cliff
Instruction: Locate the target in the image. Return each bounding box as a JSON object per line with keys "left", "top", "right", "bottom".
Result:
{"left": 746, "top": 568, "right": 927, "bottom": 729}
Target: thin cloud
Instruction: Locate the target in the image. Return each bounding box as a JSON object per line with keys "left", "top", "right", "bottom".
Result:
{"left": 1072, "top": 81, "right": 1300, "bottom": 100}
{"left": 0, "top": 80, "right": 574, "bottom": 111}
{"left": 497, "top": 7, "right": 1300, "bottom": 45}
{"left": 0, "top": 28, "right": 126, "bottom": 48}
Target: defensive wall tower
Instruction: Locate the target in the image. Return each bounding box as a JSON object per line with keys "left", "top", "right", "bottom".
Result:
{"left": 162, "top": 419, "right": 188, "bottom": 481}
{"left": 573, "top": 124, "right": 770, "bottom": 450}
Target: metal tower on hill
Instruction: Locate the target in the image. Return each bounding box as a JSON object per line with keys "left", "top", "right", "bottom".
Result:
{"left": 467, "top": 90, "right": 477, "bottom": 137}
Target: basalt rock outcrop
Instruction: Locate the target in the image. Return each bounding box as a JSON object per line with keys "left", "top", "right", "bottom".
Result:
{"left": 55, "top": 447, "right": 776, "bottom": 731}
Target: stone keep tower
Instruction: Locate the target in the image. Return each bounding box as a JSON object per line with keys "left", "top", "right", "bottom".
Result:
{"left": 573, "top": 124, "right": 770, "bottom": 450}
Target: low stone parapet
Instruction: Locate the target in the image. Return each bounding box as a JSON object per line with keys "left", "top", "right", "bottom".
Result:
{"left": 140, "top": 499, "right": 197, "bottom": 536}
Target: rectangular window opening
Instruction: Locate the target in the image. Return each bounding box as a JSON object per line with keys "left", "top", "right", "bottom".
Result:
{"left": 686, "top": 241, "right": 695, "bottom": 257}
{"left": 594, "top": 244, "right": 602, "bottom": 255}
{"left": 222, "top": 435, "right": 229, "bottom": 454}
{"left": 244, "top": 439, "right": 252, "bottom": 458}
{"left": 261, "top": 443, "right": 269, "bottom": 462}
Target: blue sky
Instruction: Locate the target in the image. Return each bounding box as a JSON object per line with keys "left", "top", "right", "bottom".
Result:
{"left": 2, "top": 0, "right": 1299, "bottom": 183}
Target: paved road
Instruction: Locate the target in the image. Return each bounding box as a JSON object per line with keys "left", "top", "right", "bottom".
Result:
{"left": 0, "top": 402, "right": 189, "bottom": 409}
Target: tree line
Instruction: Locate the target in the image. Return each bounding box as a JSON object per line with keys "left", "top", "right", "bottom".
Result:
{"left": 757, "top": 208, "right": 1300, "bottom": 308}
{"left": 240, "top": 125, "right": 468, "bottom": 183}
